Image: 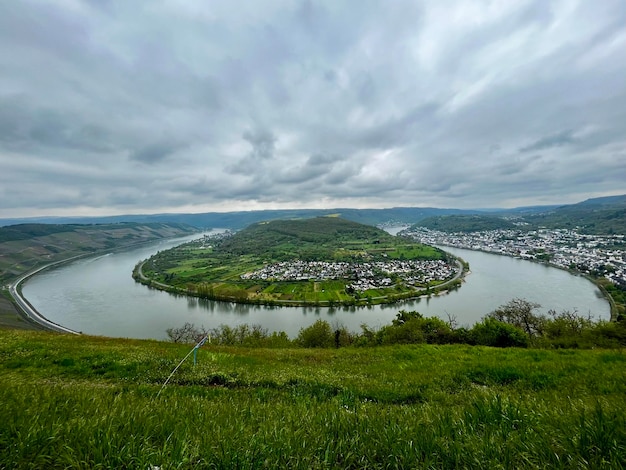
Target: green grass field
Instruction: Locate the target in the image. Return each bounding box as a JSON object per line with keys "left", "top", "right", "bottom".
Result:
{"left": 1, "top": 328, "right": 625, "bottom": 468}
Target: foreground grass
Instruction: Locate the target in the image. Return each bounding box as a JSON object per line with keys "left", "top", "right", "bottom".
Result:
{"left": 1, "top": 330, "right": 625, "bottom": 468}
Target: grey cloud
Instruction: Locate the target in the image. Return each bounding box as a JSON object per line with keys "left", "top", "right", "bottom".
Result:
{"left": 1, "top": 0, "right": 625, "bottom": 216}
{"left": 130, "top": 142, "right": 183, "bottom": 164}
{"left": 0, "top": 96, "right": 116, "bottom": 153}
{"left": 520, "top": 131, "right": 576, "bottom": 153}
{"left": 242, "top": 128, "right": 276, "bottom": 160}
{"left": 227, "top": 128, "right": 278, "bottom": 176}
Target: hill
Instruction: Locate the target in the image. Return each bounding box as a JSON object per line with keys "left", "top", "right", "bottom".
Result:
{"left": 0, "top": 207, "right": 481, "bottom": 229}
{"left": 0, "top": 329, "right": 624, "bottom": 468}
{"left": 0, "top": 222, "right": 197, "bottom": 284}
{"left": 0, "top": 222, "right": 198, "bottom": 330}
{"left": 526, "top": 195, "right": 626, "bottom": 234}
{"left": 2, "top": 194, "right": 623, "bottom": 234}
{"left": 413, "top": 214, "right": 516, "bottom": 232}
{"left": 218, "top": 216, "right": 395, "bottom": 257}
{"left": 405, "top": 195, "right": 626, "bottom": 235}
{"left": 135, "top": 217, "right": 460, "bottom": 306}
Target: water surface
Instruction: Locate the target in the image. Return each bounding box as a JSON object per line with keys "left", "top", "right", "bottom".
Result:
{"left": 23, "top": 231, "right": 610, "bottom": 339}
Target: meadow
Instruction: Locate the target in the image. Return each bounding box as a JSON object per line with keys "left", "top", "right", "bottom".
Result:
{"left": 1, "top": 328, "right": 625, "bottom": 469}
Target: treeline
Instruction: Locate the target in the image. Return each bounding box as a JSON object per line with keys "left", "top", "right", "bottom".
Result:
{"left": 167, "top": 298, "right": 626, "bottom": 349}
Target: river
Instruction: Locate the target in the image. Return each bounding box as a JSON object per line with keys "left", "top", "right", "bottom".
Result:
{"left": 22, "top": 230, "right": 610, "bottom": 340}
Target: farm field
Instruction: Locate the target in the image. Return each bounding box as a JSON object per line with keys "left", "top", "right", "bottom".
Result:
{"left": 135, "top": 217, "right": 462, "bottom": 306}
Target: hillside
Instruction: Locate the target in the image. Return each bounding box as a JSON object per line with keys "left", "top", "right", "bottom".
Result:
{"left": 0, "top": 222, "right": 198, "bottom": 330}
{"left": 218, "top": 216, "right": 395, "bottom": 257}
{"left": 413, "top": 214, "right": 516, "bottom": 232}
{"left": 1, "top": 329, "right": 624, "bottom": 468}
{"left": 0, "top": 222, "right": 197, "bottom": 284}
{"left": 2, "top": 194, "right": 624, "bottom": 233}
{"left": 136, "top": 217, "right": 458, "bottom": 306}
{"left": 0, "top": 207, "right": 481, "bottom": 229}
{"left": 527, "top": 195, "right": 626, "bottom": 234}
{"left": 407, "top": 195, "right": 626, "bottom": 235}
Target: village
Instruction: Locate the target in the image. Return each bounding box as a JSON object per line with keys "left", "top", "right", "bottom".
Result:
{"left": 241, "top": 258, "right": 457, "bottom": 292}
{"left": 401, "top": 227, "right": 626, "bottom": 287}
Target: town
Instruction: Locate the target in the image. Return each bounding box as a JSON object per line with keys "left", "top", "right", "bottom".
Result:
{"left": 241, "top": 259, "right": 458, "bottom": 292}
{"left": 400, "top": 227, "right": 626, "bottom": 288}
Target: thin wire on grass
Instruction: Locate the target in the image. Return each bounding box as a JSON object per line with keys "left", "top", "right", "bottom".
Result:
{"left": 157, "top": 334, "right": 209, "bottom": 398}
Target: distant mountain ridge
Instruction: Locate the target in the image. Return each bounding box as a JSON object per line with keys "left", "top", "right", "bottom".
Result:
{"left": 411, "top": 195, "right": 626, "bottom": 234}
{"left": 0, "top": 207, "right": 481, "bottom": 229}
{"left": 1, "top": 194, "right": 624, "bottom": 233}
{"left": 574, "top": 195, "right": 626, "bottom": 207}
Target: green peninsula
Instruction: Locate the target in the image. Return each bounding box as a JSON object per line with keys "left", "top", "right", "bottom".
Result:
{"left": 134, "top": 217, "right": 463, "bottom": 306}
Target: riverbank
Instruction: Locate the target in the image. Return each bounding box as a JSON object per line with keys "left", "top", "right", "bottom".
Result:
{"left": 433, "top": 243, "right": 621, "bottom": 322}
{"left": 4, "top": 230, "right": 203, "bottom": 333}
{"left": 8, "top": 255, "right": 84, "bottom": 334}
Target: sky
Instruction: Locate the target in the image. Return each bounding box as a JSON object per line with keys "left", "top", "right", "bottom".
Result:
{"left": 1, "top": 0, "right": 625, "bottom": 218}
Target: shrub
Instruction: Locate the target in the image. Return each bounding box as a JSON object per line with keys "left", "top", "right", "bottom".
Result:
{"left": 379, "top": 311, "right": 453, "bottom": 345}
{"left": 379, "top": 322, "right": 425, "bottom": 345}
{"left": 470, "top": 318, "right": 529, "bottom": 348}
{"left": 297, "top": 320, "right": 334, "bottom": 348}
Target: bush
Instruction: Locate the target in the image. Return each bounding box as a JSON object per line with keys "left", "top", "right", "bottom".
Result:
{"left": 587, "top": 321, "right": 626, "bottom": 348}
{"left": 379, "top": 311, "right": 453, "bottom": 345}
{"left": 379, "top": 322, "right": 425, "bottom": 345}
{"left": 470, "top": 318, "right": 529, "bottom": 348}
{"left": 297, "top": 320, "right": 334, "bottom": 348}
{"left": 354, "top": 324, "right": 382, "bottom": 346}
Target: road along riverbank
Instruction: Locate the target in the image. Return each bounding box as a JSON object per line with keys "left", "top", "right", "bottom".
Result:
{"left": 9, "top": 257, "right": 83, "bottom": 334}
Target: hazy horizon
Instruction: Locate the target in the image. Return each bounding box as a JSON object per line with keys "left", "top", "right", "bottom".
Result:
{"left": 1, "top": 1, "right": 625, "bottom": 218}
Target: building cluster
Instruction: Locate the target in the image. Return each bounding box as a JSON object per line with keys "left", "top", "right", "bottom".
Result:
{"left": 241, "top": 259, "right": 457, "bottom": 292}
{"left": 401, "top": 227, "right": 626, "bottom": 287}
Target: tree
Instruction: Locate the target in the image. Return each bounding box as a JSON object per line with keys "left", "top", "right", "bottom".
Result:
{"left": 487, "top": 298, "right": 544, "bottom": 338}
{"left": 166, "top": 322, "right": 205, "bottom": 343}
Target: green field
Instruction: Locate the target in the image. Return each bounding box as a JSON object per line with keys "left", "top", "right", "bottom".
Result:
{"left": 135, "top": 217, "right": 459, "bottom": 306}
{"left": 1, "top": 328, "right": 624, "bottom": 468}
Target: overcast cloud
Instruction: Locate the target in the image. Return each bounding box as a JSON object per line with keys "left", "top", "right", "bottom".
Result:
{"left": 1, "top": 0, "right": 625, "bottom": 217}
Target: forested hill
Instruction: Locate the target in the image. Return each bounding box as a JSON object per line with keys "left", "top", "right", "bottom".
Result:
{"left": 413, "top": 215, "right": 516, "bottom": 232}
{"left": 410, "top": 195, "right": 626, "bottom": 235}
{"left": 526, "top": 195, "right": 626, "bottom": 234}
{"left": 0, "top": 222, "right": 197, "bottom": 283}
{"left": 218, "top": 217, "right": 394, "bottom": 257}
